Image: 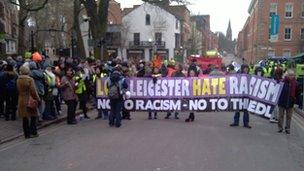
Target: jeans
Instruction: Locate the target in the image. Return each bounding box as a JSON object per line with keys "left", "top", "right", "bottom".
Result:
{"left": 66, "top": 100, "right": 77, "bottom": 124}
{"left": 233, "top": 110, "right": 249, "bottom": 126}
{"left": 109, "top": 99, "right": 123, "bottom": 127}
{"left": 43, "top": 98, "right": 56, "bottom": 120}
{"left": 148, "top": 110, "right": 157, "bottom": 118}
{"left": 98, "top": 109, "right": 109, "bottom": 120}
{"left": 22, "top": 117, "right": 37, "bottom": 138}
{"left": 278, "top": 107, "right": 293, "bottom": 131}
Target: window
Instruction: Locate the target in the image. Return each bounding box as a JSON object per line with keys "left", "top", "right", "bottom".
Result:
{"left": 283, "top": 50, "right": 291, "bottom": 57}
{"left": 269, "top": 3, "right": 277, "bottom": 17}
{"left": 134, "top": 33, "right": 140, "bottom": 45}
{"left": 285, "top": 4, "right": 293, "bottom": 18}
{"left": 155, "top": 33, "right": 162, "bottom": 46}
{"left": 301, "top": 28, "right": 304, "bottom": 40}
{"left": 284, "top": 28, "right": 292, "bottom": 40}
{"left": 268, "top": 50, "right": 275, "bottom": 57}
{"left": 302, "top": 4, "right": 304, "bottom": 18}
{"left": 145, "top": 14, "right": 151, "bottom": 25}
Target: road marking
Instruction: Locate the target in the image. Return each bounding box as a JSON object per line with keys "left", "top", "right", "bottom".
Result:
{"left": 293, "top": 114, "right": 304, "bottom": 130}
{"left": 0, "top": 123, "right": 65, "bottom": 153}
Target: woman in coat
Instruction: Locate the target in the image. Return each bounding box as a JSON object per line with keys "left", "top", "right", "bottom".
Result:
{"left": 60, "top": 67, "right": 78, "bottom": 125}
{"left": 17, "top": 66, "right": 41, "bottom": 139}
{"left": 278, "top": 69, "right": 297, "bottom": 134}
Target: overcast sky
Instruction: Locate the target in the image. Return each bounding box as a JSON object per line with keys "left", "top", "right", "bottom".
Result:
{"left": 116, "top": 0, "right": 252, "bottom": 39}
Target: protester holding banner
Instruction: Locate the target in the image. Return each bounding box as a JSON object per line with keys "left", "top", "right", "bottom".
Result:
{"left": 269, "top": 65, "right": 284, "bottom": 123}
{"left": 185, "top": 69, "right": 197, "bottom": 123}
{"left": 165, "top": 63, "right": 185, "bottom": 120}
{"left": 278, "top": 70, "right": 297, "bottom": 134}
{"left": 121, "top": 62, "right": 131, "bottom": 120}
{"left": 107, "top": 67, "right": 128, "bottom": 128}
{"left": 230, "top": 64, "right": 252, "bottom": 128}
{"left": 148, "top": 67, "right": 162, "bottom": 120}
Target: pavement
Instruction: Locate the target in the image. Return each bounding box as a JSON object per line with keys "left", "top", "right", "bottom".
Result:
{"left": 0, "top": 104, "right": 94, "bottom": 144}
{"left": 0, "top": 111, "right": 304, "bottom": 171}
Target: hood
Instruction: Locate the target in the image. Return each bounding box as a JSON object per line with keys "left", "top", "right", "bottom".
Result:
{"left": 29, "top": 61, "right": 38, "bottom": 70}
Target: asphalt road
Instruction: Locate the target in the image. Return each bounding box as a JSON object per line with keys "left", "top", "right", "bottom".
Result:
{"left": 0, "top": 111, "right": 304, "bottom": 171}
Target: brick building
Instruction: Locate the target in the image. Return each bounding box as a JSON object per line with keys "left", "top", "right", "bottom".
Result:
{"left": 190, "top": 15, "right": 219, "bottom": 55}
{"left": 237, "top": 0, "right": 304, "bottom": 64}
{"left": 0, "top": 0, "right": 18, "bottom": 57}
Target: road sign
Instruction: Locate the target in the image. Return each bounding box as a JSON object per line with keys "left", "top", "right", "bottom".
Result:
{"left": 269, "top": 15, "right": 280, "bottom": 42}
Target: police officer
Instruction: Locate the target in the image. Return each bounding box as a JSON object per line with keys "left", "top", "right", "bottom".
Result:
{"left": 74, "top": 67, "right": 90, "bottom": 119}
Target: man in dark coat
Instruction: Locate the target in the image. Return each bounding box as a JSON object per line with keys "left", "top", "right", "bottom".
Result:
{"left": 278, "top": 70, "right": 297, "bottom": 134}
{"left": 3, "top": 64, "right": 18, "bottom": 121}
{"left": 107, "top": 68, "right": 128, "bottom": 127}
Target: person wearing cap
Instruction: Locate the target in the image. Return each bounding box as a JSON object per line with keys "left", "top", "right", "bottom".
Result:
{"left": 230, "top": 64, "right": 252, "bottom": 129}
{"left": 278, "top": 70, "right": 297, "bottom": 134}
{"left": 3, "top": 64, "right": 18, "bottom": 121}
{"left": 17, "top": 66, "right": 41, "bottom": 138}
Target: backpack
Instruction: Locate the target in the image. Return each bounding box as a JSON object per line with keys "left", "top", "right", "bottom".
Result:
{"left": 5, "top": 78, "right": 17, "bottom": 92}
{"left": 108, "top": 82, "right": 121, "bottom": 99}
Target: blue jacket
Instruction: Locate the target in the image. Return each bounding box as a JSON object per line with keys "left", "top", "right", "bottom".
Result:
{"left": 30, "top": 69, "right": 45, "bottom": 96}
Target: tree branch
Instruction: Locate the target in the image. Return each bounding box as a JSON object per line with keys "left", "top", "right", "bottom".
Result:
{"left": 9, "top": 0, "right": 49, "bottom": 12}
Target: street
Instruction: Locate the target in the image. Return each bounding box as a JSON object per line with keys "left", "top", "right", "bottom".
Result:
{"left": 0, "top": 111, "right": 304, "bottom": 171}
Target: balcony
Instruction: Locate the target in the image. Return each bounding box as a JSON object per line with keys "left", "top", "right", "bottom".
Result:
{"left": 129, "top": 41, "right": 166, "bottom": 48}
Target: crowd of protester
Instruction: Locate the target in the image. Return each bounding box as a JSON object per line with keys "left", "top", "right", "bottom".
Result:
{"left": 0, "top": 52, "right": 299, "bottom": 138}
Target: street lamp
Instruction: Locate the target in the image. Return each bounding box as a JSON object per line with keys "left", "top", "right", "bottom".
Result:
{"left": 27, "top": 17, "right": 36, "bottom": 53}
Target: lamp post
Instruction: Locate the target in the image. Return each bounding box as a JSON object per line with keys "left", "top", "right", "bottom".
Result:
{"left": 27, "top": 17, "right": 36, "bottom": 53}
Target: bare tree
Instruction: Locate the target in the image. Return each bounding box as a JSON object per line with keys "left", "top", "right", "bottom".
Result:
{"left": 120, "top": 20, "right": 130, "bottom": 61}
{"left": 8, "top": 0, "right": 49, "bottom": 54}
{"left": 79, "top": 0, "right": 110, "bottom": 61}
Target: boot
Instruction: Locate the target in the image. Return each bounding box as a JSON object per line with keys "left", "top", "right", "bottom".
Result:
{"left": 190, "top": 113, "right": 195, "bottom": 122}
{"left": 174, "top": 112, "right": 179, "bottom": 119}
{"left": 165, "top": 112, "right": 171, "bottom": 119}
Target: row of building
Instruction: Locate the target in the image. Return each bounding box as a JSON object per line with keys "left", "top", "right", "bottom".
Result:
{"left": 0, "top": 0, "right": 18, "bottom": 57}
{"left": 0, "top": 0, "right": 226, "bottom": 61}
{"left": 237, "top": 0, "right": 304, "bottom": 64}
{"left": 80, "top": 0, "right": 220, "bottom": 61}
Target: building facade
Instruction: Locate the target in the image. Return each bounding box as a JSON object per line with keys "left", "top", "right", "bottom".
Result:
{"left": 0, "top": 0, "right": 18, "bottom": 57}
{"left": 122, "top": 2, "right": 181, "bottom": 61}
{"left": 237, "top": 0, "right": 304, "bottom": 64}
{"left": 190, "top": 15, "right": 219, "bottom": 55}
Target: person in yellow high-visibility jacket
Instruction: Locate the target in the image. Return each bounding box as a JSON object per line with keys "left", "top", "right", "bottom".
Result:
{"left": 249, "top": 65, "right": 255, "bottom": 75}
{"left": 263, "top": 66, "right": 273, "bottom": 78}
{"left": 74, "top": 67, "right": 90, "bottom": 119}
